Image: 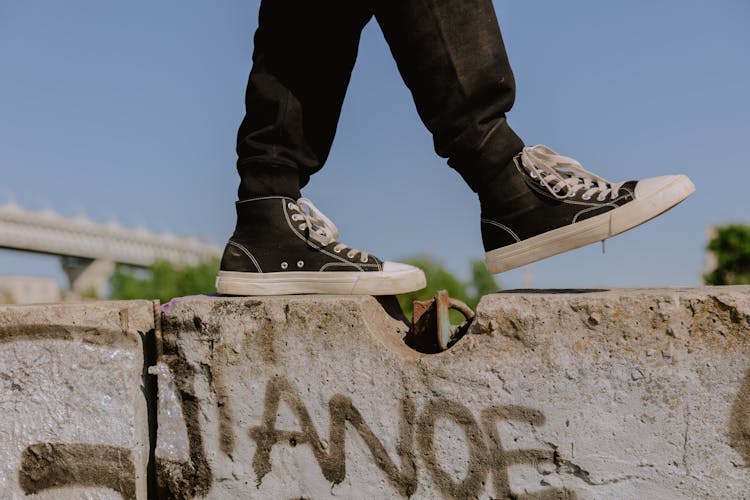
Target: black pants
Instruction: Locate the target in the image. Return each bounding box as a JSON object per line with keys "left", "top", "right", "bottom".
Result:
{"left": 236, "top": 0, "right": 524, "bottom": 198}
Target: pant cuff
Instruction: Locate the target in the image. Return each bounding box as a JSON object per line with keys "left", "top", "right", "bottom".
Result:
{"left": 237, "top": 161, "right": 302, "bottom": 200}
{"left": 450, "top": 120, "right": 525, "bottom": 192}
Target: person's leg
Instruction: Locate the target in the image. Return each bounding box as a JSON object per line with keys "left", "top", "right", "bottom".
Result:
{"left": 375, "top": 0, "right": 694, "bottom": 274}
{"left": 218, "top": 0, "right": 426, "bottom": 296}
{"left": 373, "top": 0, "right": 524, "bottom": 192}
{"left": 236, "top": 0, "right": 372, "bottom": 199}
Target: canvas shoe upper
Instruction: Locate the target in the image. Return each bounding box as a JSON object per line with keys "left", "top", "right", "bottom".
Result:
{"left": 216, "top": 196, "right": 426, "bottom": 295}
{"left": 481, "top": 145, "right": 695, "bottom": 273}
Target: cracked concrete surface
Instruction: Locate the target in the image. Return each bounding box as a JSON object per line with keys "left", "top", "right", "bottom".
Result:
{"left": 0, "top": 300, "right": 155, "bottom": 499}
{"left": 155, "top": 287, "right": 750, "bottom": 499}
{"left": 3, "top": 288, "right": 750, "bottom": 498}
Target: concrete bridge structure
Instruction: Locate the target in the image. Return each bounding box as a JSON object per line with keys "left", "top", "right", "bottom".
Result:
{"left": 0, "top": 202, "right": 221, "bottom": 296}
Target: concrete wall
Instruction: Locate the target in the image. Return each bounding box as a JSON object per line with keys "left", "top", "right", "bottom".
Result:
{"left": 0, "top": 300, "right": 155, "bottom": 499}
{"left": 2, "top": 288, "right": 750, "bottom": 499}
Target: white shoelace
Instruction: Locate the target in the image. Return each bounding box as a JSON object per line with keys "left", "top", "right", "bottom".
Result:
{"left": 288, "top": 197, "right": 369, "bottom": 263}
{"left": 520, "top": 145, "right": 623, "bottom": 201}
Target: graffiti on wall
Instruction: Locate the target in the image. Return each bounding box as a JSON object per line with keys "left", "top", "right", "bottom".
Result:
{"left": 730, "top": 368, "right": 750, "bottom": 466}
{"left": 0, "top": 322, "right": 143, "bottom": 499}
{"left": 155, "top": 350, "right": 577, "bottom": 500}
{"left": 247, "top": 375, "right": 577, "bottom": 499}
{"left": 18, "top": 443, "right": 136, "bottom": 500}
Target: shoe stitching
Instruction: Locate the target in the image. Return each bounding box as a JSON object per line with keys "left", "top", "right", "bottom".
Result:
{"left": 282, "top": 199, "right": 365, "bottom": 272}
{"left": 480, "top": 218, "right": 521, "bottom": 242}
{"left": 227, "top": 240, "right": 262, "bottom": 272}
{"left": 571, "top": 189, "right": 634, "bottom": 222}
{"left": 237, "top": 195, "right": 295, "bottom": 205}
{"left": 320, "top": 262, "right": 381, "bottom": 271}
{"left": 572, "top": 204, "right": 617, "bottom": 223}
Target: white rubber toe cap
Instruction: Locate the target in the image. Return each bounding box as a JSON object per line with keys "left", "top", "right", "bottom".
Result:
{"left": 634, "top": 174, "right": 695, "bottom": 200}
{"left": 382, "top": 261, "right": 420, "bottom": 274}
{"left": 383, "top": 261, "right": 427, "bottom": 293}
{"left": 347, "top": 261, "right": 426, "bottom": 295}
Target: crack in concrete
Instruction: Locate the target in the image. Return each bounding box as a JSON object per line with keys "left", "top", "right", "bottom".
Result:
{"left": 489, "top": 367, "right": 513, "bottom": 397}
{"left": 555, "top": 457, "right": 641, "bottom": 486}
{"left": 682, "top": 403, "right": 691, "bottom": 476}
{"left": 545, "top": 441, "right": 644, "bottom": 487}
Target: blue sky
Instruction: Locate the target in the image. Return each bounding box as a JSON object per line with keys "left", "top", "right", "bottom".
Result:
{"left": 1, "top": 0, "right": 748, "bottom": 290}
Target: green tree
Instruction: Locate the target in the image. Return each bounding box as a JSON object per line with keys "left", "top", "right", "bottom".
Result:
{"left": 110, "top": 258, "right": 219, "bottom": 302}
{"left": 109, "top": 255, "right": 498, "bottom": 318}
{"left": 704, "top": 225, "right": 750, "bottom": 285}
{"left": 396, "top": 255, "right": 499, "bottom": 321}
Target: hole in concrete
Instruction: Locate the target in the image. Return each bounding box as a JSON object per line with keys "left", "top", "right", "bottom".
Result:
{"left": 403, "top": 311, "right": 473, "bottom": 354}
{"left": 375, "top": 296, "right": 410, "bottom": 325}
{"left": 375, "top": 295, "right": 473, "bottom": 354}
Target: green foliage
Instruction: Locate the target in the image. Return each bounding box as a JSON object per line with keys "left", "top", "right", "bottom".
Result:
{"left": 704, "top": 225, "right": 750, "bottom": 285}
{"left": 397, "top": 255, "right": 499, "bottom": 321}
{"left": 110, "top": 258, "right": 219, "bottom": 302}
{"left": 109, "top": 255, "right": 497, "bottom": 319}
{"left": 79, "top": 287, "right": 99, "bottom": 300}
{"left": 0, "top": 290, "right": 14, "bottom": 304}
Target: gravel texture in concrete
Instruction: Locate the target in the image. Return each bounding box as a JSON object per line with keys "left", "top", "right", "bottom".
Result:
{"left": 0, "top": 300, "right": 156, "bottom": 500}
{"left": 155, "top": 287, "right": 750, "bottom": 499}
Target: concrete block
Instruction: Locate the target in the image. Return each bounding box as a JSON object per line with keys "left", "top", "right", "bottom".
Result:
{"left": 0, "top": 300, "right": 156, "bottom": 499}
{"left": 155, "top": 288, "right": 750, "bottom": 499}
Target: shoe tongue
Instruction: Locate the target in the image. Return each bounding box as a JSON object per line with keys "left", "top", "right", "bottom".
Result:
{"left": 620, "top": 180, "right": 638, "bottom": 195}
{"left": 297, "top": 198, "right": 340, "bottom": 245}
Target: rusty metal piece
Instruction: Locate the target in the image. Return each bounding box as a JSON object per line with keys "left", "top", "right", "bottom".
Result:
{"left": 411, "top": 290, "right": 476, "bottom": 352}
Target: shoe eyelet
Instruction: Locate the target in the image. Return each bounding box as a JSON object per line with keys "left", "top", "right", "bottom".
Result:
{"left": 360, "top": 257, "right": 368, "bottom": 263}
{"left": 596, "top": 195, "right": 606, "bottom": 202}
{"left": 347, "top": 251, "right": 356, "bottom": 259}
{"left": 281, "top": 262, "right": 288, "bottom": 270}
{"left": 297, "top": 260, "right": 304, "bottom": 268}
{"left": 334, "top": 247, "right": 342, "bottom": 253}
{"left": 581, "top": 195, "right": 591, "bottom": 201}
{"left": 287, "top": 202, "right": 295, "bottom": 210}
{"left": 298, "top": 224, "right": 306, "bottom": 231}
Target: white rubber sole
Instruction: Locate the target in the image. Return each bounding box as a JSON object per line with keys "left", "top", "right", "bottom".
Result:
{"left": 485, "top": 174, "right": 696, "bottom": 274}
{"left": 215, "top": 262, "right": 426, "bottom": 296}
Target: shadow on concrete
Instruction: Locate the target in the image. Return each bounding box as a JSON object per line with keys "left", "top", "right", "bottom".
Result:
{"left": 492, "top": 289, "right": 610, "bottom": 295}
{"left": 375, "top": 295, "right": 411, "bottom": 327}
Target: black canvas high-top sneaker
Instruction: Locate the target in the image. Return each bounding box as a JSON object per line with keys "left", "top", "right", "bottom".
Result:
{"left": 216, "top": 196, "right": 426, "bottom": 295}
{"left": 481, "top": 145, "right": 695, "bottom": 274}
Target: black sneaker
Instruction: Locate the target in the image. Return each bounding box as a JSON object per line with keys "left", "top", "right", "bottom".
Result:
{"left": 481, "top": 145, "right": 695, "bottom": 274}
{"left": 215, "top": 196, "right": 426, "bottom": 295}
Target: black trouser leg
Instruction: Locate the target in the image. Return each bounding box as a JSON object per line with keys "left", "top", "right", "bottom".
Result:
{"left": 236, "top": 0, "right": 523, "bottom": 197}
{"left": 236, "top": 0, "right": 372, "bottom": 199}
{"left": 374, "top": 0, "right": 524, "bottom": 192}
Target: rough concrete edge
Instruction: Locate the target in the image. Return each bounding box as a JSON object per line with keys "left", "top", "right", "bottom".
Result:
{"left": 143, "top": 299, "right": 161, "bottom": 499}
{"left": 149, "top": 290, "right": 750, "bottom": 498}
{"left": 154, "top": 297, "right": 214, "bottom": 499}
{"left": 0, "top": 299, "right": 156, "bottom": 347}
{"left": 471, "top": 286, "right": 750, "bottom": 340}
{"left": 355, "top": 295, "right": 422, "bottom": 361}
{"left": 128, "top": 299, "right": 161, "bottom": 499}
{"left": 0, "top": 299, "right": 158, "bottom": 499}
